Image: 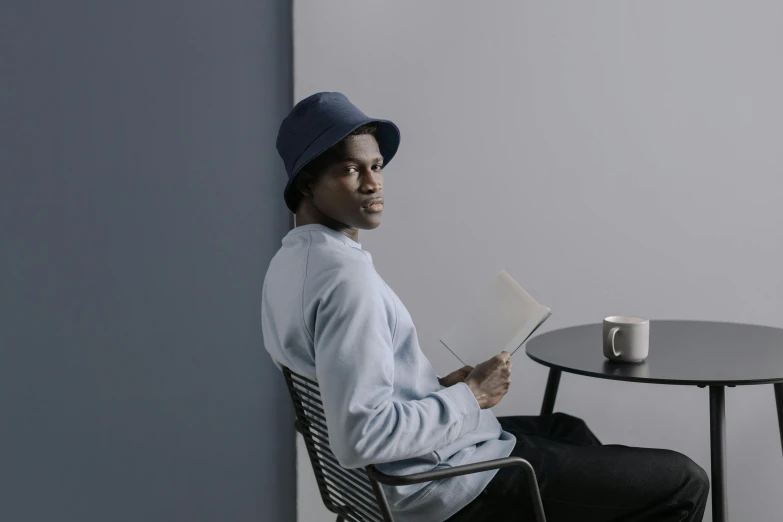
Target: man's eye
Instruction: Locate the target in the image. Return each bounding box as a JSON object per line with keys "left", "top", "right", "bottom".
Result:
{"left": 344, "top": 165, "right": 382, "bottom": 174}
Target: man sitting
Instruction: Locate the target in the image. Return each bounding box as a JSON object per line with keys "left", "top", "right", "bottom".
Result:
{"left": 262, "top": 92, "right": 709, "bottom": 522}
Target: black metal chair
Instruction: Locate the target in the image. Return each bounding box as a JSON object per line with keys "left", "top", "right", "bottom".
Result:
{"left": 283, "top": 366, "right": 547, "bottom": 522}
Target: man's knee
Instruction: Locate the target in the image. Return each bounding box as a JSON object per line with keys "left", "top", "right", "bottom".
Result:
{"left": 551, "top": 412, "right": 592, "bottom": 435}
{"left": 669, "top": 451, "right": 710, "bottom": 497}
{"left": 686, "top": 456, "right": 710, "bottom": 494}
{"left": 552, "top": 411, "right": 587, "bottom": 427}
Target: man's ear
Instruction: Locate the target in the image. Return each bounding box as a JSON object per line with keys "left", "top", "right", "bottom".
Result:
{"left": 296, "top": 170, "right": 314, "bottom": 198}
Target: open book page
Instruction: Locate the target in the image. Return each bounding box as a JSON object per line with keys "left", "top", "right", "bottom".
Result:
{"left": 439, "top": 270, "right": 551, "bottom": 367}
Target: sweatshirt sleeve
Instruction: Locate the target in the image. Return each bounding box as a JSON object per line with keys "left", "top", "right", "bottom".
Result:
{"left": 312, "top": 274, "right": 481, "bottom": 469}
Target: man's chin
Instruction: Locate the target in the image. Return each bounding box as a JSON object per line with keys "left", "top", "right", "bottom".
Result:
{"left": 362, "top": 219, "right": 382, "bottom": 230}
{"left": 356, "top": 213, "right": 382, "bottom": 230}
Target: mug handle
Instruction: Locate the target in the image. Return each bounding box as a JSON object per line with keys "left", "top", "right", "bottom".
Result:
{"left": 607, "top": 327, "right": 622, "bottom": 358}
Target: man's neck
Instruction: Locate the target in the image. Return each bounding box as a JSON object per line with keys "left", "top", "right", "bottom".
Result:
{"left": 295, "top": 212, "right": 359, "bottom": 244}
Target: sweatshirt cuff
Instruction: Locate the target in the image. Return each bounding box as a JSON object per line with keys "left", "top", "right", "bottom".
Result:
{"left": 440, "top": 382, "right": 481, "bottom": 437}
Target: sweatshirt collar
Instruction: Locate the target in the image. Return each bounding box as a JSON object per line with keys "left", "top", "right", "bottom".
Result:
{"left": 291, "top": 223, "right": 363, "bottom": 249}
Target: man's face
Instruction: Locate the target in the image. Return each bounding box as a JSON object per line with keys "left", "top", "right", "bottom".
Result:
{"left": 304, "top": 134, "right": 385, "bottom": 230}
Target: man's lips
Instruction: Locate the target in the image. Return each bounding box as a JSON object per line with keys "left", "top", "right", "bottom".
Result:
{"left": 362, "top": 198, "right": 384, "bottom": 209}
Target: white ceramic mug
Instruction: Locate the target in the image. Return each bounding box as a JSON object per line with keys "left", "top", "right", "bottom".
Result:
{"left": 603, "top": 316, "right": 650, "bottom": 362}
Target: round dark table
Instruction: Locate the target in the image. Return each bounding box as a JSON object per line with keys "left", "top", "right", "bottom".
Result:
{"left": 525, "top": 320, "right": 783, "bottom": 522}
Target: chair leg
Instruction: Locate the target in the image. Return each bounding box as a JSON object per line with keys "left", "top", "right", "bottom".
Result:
{"left": 335, "top": 516, "right": 344, "bottom": 522}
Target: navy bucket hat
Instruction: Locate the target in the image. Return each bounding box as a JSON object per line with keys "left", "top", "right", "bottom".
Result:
{"left": 276, "top": 92, "right": 401, "bottom": 213}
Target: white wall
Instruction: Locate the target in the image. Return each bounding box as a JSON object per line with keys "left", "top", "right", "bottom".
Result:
{"left": 293, "top": 2, "right": 783, "bottom": 521}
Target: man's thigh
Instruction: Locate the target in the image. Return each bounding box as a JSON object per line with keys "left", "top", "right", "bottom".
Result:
{"left": 491, "top": 435, "right": 705, "bottom": 522}
{"left": 451, "top": 414, "right": 706, "bottom": 522}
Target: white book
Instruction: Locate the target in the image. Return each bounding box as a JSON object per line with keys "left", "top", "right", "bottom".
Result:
{"left": 439, "top": 270, "right": 552, "bottom": 367}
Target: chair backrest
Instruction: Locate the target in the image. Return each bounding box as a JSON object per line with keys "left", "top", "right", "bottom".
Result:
{"left": 283, "top": 366, "right": 390, "bottom": 522}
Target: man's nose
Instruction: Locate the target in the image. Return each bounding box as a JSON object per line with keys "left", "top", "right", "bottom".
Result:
{"left": 362, "top": 169, "right": 382, "bottom": 191}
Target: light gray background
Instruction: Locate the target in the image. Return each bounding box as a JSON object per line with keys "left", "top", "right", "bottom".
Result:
{"left": 294, "top": 1, "right": 783, "bottom": 521}
{"left": 1, "top": 1, "right": 295, "bottom": 521}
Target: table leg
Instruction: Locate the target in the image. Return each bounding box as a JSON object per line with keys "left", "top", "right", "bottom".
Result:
{"left": 710, "top": 386, "right": 728, "bottom": 522}
{"left": 540, "top": 369, "right": 561, "bottom": 415}
{"left": 774, "top": 383, "right": 783, "bottom": 456}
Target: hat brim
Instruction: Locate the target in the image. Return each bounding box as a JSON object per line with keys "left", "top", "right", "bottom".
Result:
{"left": 283, "top": 117, "right": 400, "bottom": 213}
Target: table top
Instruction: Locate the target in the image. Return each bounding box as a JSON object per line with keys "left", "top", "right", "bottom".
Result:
{"left": 525, "top": 320, "right": 783, "bottom": 386}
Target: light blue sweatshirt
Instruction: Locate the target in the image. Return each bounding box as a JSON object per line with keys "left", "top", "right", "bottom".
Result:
{"left": 261, "top": 224, "right": 515, "bottom": 522}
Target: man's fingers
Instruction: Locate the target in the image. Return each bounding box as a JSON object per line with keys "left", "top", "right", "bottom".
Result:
{"left": 495, "top": 351, "right": 511, "bottom": 363}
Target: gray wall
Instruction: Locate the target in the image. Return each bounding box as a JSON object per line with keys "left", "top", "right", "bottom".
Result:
{"left": 1, "top": 1, "right": 294, "bottom": 521}
{"left": 294, "top": 1, "right": 783, "bottom": 521}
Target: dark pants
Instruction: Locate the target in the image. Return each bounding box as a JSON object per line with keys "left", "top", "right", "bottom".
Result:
{"left": 446, "top": 413, "right": 709, "bottom": 522}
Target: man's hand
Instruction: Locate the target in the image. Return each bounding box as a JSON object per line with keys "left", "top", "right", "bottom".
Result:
{"left": 464, "top": 352, "right": 512, "bottom": 409}
{"left": 438, "top": 365, "right": 474, "bottom": 388}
